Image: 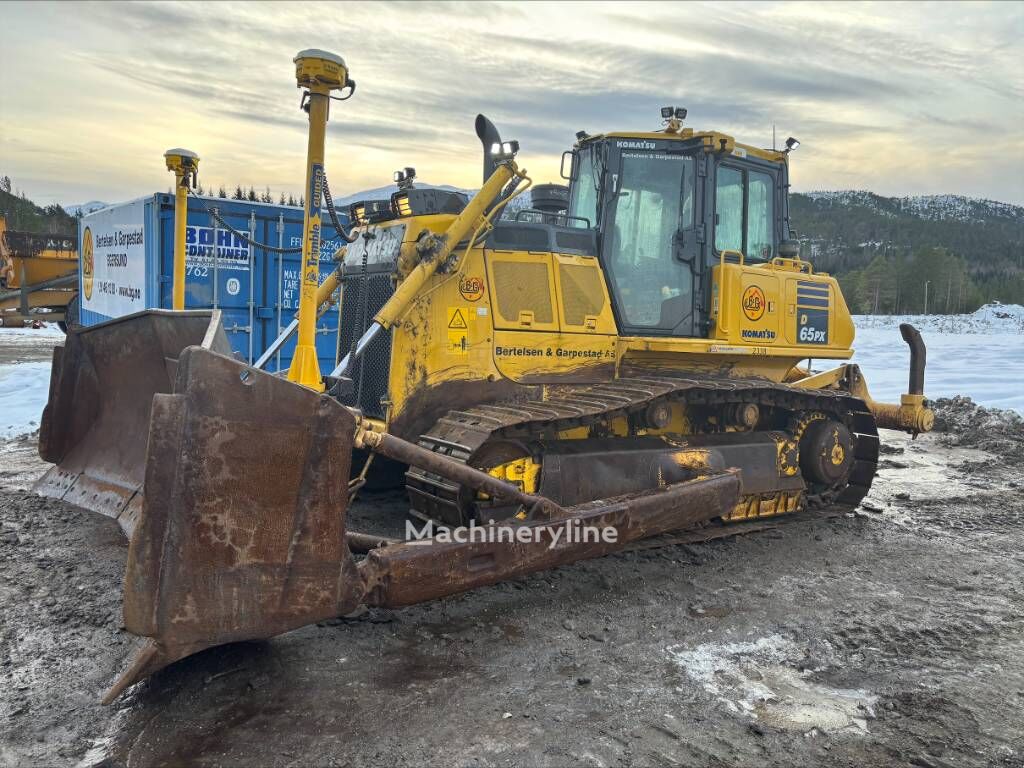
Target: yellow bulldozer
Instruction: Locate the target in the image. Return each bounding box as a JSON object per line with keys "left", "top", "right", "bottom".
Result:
{"left": 34, "top": 50, "right": 934, "bottom": 702}
{"left": 0, "top": 215, "right": 78, "bottom": 330}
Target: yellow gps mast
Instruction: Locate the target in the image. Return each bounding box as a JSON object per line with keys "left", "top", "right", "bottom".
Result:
{"left": 164, "top": 148, "right": 199, "bottom": 310}
{"left": 288, "top": 49, "right": 352, "bottom": 391}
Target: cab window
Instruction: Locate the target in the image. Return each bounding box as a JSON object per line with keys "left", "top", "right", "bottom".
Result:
{"left": 568, "top": 147, "right": 599, "bottom": 228}
{"left": 605, "top": 152, "right": 695, "bottom": 331}
{"left": 714, "top": 165, "right": 775, "bottom": 261}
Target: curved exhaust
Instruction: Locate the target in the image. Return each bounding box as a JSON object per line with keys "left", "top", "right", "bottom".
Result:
{"left": 475, "top": 114, "right": 502, "bottom": 185}
{"left": 899, "top": 323, "right": 926, "bottom": 395}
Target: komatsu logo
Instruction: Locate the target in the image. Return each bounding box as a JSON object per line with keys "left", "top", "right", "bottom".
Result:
{"left": 741, "top": 329, "right": 776, "bottom": 340}
{"left": 616, "top": 140, "right": 657, "bottom": 149}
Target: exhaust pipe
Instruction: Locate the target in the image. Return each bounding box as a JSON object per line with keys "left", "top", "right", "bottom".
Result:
{"left": 851, "top": 323, "right": 934, "bottom": 434}
{"left": 475, "top": 114, "right": 502, "bottom": 185}
{"left": 899, "top": 323, "right": 926, "bottom": 395}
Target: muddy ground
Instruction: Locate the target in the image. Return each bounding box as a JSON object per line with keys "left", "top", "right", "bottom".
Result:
{"left": 1, "top": 331, "right": 1023, "bottom": 767}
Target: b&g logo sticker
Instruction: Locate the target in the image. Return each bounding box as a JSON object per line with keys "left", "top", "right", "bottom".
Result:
{"left": 82, "top": 227, "right": 94, "bottom": 300}
{"left": 741, "top": 285, "right": 765, "bottom": 321}
{"left": 459, "top": 276, "right": 485, "bottom": 302}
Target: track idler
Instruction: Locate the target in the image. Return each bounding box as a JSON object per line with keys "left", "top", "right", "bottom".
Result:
{"left": 73, "top": 343, "right": 738, "bottom": 702}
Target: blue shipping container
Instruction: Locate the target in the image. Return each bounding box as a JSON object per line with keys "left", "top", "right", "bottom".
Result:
{"left": 78, "top": 193, "right": 347, "bottom": 373}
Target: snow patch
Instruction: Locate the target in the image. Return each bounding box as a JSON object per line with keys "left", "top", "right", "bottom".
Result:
{"left": 667, "top": 635, "right": 876, "bottom": 734}
{"left": 0, "top": 361, "right": 52, "bottom": 438}
{"left": 851, "top": 308, "right": 1024, "bottom": 413}
{"left": 800, "top": 190, "right": 1024, "bottom": 223}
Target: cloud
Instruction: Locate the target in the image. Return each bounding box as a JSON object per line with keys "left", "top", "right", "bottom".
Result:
{"left": 1, "top": 0, "right": 1022, "bottom": 205}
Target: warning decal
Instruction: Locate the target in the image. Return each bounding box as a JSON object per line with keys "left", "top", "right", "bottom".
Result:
{"left": 446, "top": 306, "right": 470, "bottom": 355}
{"left": 447, "top": 307, "right": 469, "bottom": 329}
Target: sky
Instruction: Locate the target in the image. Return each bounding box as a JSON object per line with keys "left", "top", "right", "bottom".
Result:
{"left": 1, "top": 1, "right": 1022, "bottom": 208}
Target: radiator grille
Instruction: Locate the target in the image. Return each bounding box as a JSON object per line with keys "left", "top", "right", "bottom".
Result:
{"left": 492, "top": 261, "right": 553, "bottom": 324}
{"left": 336, "top": 272, "right": 394, "bottom": 418}
{"left": 559, "top": 262, "right": 605, "bottom": 326}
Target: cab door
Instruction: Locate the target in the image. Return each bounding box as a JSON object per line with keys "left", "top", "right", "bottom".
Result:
{"left": 600, "top": 148, "right": 701, "bottom": 337}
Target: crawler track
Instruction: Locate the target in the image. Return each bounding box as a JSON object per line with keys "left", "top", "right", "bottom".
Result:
{"left": 406, "top": 375, "right": 879, "bottom": 531}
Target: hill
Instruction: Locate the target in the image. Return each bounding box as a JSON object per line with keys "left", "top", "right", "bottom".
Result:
{"left": 790, "top": 191, "right": 1024, "bottom": 313}
{"left": 0, "top": 189, "right": 77, "bottom": 235}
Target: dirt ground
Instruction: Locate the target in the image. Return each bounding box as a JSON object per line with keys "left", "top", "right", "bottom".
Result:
{"left": 1, "top": 331, "right": 1023, "bottom": 767}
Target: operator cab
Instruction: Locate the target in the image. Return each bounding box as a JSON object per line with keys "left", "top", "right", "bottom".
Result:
{"left": 564, "top": 112, "right": 792, "bottom": 338}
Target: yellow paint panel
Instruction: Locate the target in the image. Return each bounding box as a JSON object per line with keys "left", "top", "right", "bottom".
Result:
{"left": 492, "top": 329, "right": 616, "bottom": 383}
{"left": 485, "top": 252, "right": 559, "bottom": 332}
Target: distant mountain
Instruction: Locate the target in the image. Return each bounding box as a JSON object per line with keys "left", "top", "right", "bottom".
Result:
{"left": 800, "top": 191, "right": 1023, "bottom": 224}
{"left": 789, "top": 191, "right": 1024, "bottom": 312}
{"left": 64, "top": 200, "right": 108, "bottom": 216}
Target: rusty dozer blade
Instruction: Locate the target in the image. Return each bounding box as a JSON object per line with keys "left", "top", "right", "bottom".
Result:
{"left": 106, "top": 345, "right": 363, "bottom": 702}
{"left": 35, "top": 309, "right": 232, "bottom": 532}
{"left": 87, "top": 343, "right": 738, "bottom": 702}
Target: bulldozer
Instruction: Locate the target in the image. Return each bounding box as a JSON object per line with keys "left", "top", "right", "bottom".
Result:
{"left": 33, "top": 50, "right": 934, "bottom": 702}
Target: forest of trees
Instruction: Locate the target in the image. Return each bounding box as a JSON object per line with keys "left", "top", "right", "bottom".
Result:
{"left": 791, "top": 192, "right": 1024, "bottom": 314}
{"left": 836, "top": 247, "right": 983, "bottom": 315}
{"left": 188, "top": 182, "right": 303, "bottom": 207}
{"left": 0, "top": 179, "right": 78, "bottom": 234}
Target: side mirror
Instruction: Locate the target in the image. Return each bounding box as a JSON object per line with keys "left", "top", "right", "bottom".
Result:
{"left": 560, "top": 150, "right": 576, "bottom": 181}
{"left": 779, "top": 239, "right": 800, "bottom": 258}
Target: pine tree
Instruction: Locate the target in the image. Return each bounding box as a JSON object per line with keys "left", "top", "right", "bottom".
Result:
{"left": 279, "top": 192, "right": 286, "bottom": 205}
{"left": 233, "top": 185, "right": 244, "bottom": 200}
{"left": 218, "top": 186, "right": 228, "bottom": 199}
{"left": 247, "top": 187, "right": 257, "bottom": 202}
{"left": 287, "top": 194, "right": 296, "bottom": 207}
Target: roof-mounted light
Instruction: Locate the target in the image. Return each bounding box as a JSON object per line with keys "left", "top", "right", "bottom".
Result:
{"left": 393, "top": 166, "right": 416, "bottom": 190}
{"left": 489, "top": 140, "right": 520, "bottom": 160}
{"left": 785, "top": 137, "right": 800, "bottom": 153}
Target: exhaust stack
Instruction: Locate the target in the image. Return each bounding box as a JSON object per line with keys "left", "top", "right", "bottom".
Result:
{"left": 475, "top": 114, "right": 503, "bottom": 185}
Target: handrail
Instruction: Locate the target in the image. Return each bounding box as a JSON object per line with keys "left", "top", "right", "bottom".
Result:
{"left": 513, "top": 209, "right": 592, "bottom": 228}
{"left": 714, "top": 251, "right": 744, "bottom": 337}
{"left": 771, "top": 256, "right": 812, "bottom": 274}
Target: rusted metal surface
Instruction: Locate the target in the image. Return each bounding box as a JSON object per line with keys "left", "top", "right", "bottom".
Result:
{"left": 361, "top": 471, "right": 739, "bottom": 607}
{"left": 2, "top": 229, "right": 76, "bottom": 258}
{"left": 89, "top": 345, "right": 742, "bottom": 702}
{"left": 35, "top": 310, "right": 231, "bottom": 532}
{"left": 110, "top": 346, "right": 362, "bottom": 702}
{"left": 345, "top": 531, "right": 399, "bottom": 553}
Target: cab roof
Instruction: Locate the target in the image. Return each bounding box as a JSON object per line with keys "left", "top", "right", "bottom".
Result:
{"left": 580, "top": 129, "right": 787, "bottom": 164}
